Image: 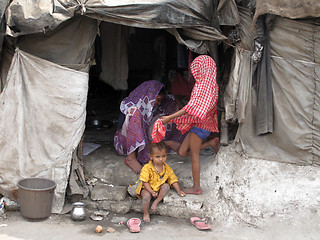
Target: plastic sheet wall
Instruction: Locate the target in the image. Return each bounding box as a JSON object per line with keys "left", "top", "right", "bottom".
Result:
{"left": 235, "top": 17, "right": 320, "bottom": 166}
{"left": 5, "top": 0, "right": 226, "bottom": 42}
{"left": 0, "top": 16, "right": 97, "bottom": 95}
{"left": 0, "top": 50, "right": 88, "bottom": 213}
{"left": 0, "top": 0, "right": 10, "bottom": 53}
{"left": 224, "top": 6, "right": 256, "bottom": 123}
{"left": 17, "top": 16, "right": 97, "bottom": 72}
{"left": 254, "top": 0, "right": 320, "bottom": 24}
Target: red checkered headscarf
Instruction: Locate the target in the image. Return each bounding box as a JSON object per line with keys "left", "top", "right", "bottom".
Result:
{"left": 171, "top": 55, "right": 219, "bottom": 134}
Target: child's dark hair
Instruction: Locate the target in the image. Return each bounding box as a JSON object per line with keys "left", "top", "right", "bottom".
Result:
{"left": 149, "top": 141, "right": 167, "bottom": 154}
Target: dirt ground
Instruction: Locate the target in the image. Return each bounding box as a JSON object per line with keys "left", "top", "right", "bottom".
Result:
{"left": 0, "top": 210, "right": 319, "bottom": 240}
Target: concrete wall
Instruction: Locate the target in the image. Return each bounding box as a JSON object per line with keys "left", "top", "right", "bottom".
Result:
{"left": 202, "top": 145, "right": 320, "bottom": 226}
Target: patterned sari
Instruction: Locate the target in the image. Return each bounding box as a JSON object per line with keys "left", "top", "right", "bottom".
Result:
{"left": 114, "top": 80, "right": 185, "bottom": 164}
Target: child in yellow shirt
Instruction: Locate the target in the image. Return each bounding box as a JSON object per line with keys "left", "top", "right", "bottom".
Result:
{"left": 136, "top": 141, "right": 185, "bottom": 223}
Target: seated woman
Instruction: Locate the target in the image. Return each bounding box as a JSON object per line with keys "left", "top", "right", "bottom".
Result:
{"left": 114, "top": 80, "right": 185, "bottom": 174}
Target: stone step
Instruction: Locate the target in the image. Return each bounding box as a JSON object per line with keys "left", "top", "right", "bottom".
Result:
{"left": 83, "top": 142, "right": 203, "bottom": 189}
{"left": 82, "top": 142, "right": 215, "bottom": 220}
{"left": 90, "top": 183, "right": 127, "bottom": 201}
{"left": 84, "top": 189, "right": 208, "bottom": 220}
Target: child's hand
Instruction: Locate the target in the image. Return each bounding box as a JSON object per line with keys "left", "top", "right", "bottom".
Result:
{"left": 178, "top": 191, "right": 186, "bottom": 197}
{"left": 151, "top": 191, "right": 158, "bottom": 198}
{"left": 160, "top": 116, "right": 171, "bottom": 125}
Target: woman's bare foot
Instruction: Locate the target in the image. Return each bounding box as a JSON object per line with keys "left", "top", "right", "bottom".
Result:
{"left": 150, "top": 201, "right": 159, "bottom": 213}
{"left": 183, "top": 187, "right": 202, "bottom": 195}
{"left": 124, "top": 156, "right": 142, "bottom": 174}
{"left": 143, "top": 213, "right": 150, "bottom": 223}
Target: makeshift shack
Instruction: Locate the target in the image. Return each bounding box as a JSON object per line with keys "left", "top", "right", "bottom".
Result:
{"left": 0, "top": 0, "right": 319, "bottom": 221}
{"left": 0, "top": 0, "right": 228, "bottom": 213}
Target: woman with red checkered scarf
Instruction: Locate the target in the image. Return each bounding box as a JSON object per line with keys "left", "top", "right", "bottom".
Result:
{"left": 161, "top": 55, "right": 219, "bottom": 195}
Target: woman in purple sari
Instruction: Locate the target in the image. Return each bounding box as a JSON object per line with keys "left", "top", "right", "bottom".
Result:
{"left": 114, "top": 80, "right": 185, "bottom": 173}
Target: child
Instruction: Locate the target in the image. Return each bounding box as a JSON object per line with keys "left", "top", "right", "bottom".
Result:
{"left": 136, "top": 141, "right": 185, "bottom": 223}
{"left": 161, "top": 55, "right": 219, "bottom": 195}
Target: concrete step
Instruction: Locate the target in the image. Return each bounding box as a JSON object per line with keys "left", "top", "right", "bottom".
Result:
{"left": 82, "top": 141, "right": 216, "bottom": 220}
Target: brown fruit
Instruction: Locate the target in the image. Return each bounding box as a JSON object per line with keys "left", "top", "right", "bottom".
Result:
{"left": 95, "top": 225, "right": 103, "bottom": 233}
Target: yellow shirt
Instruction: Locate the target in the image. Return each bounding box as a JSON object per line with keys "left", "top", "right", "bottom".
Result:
{"left": 136, "top": 160, "right": 179, "bottom": 199}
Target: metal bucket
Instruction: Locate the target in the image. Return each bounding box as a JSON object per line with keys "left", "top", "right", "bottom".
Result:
{"left": 17, "top": 178, "right": 56, "bottom": 220}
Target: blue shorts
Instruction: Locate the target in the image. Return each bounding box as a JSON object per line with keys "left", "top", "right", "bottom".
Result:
{"left": 190, "top": 127, "right": 210, "bottom": 140}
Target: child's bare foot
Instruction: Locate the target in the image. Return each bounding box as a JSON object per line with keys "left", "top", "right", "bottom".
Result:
{"left": 206, "top": 137, "right": 219, "bottom": 153}
{"left": 124, "top": 156, "right": 142, "bottom": 174}
{"left": 150, "top": 201, "right": 159, "bottom": 213}
{"left": 183, "top": 187, "right": 202, "bottom": 195}
{"left": 143, "top": 213, "right": 150, "bottom": 223}
{"left": 164, "top": 140, "right": 181, "bottom": 153}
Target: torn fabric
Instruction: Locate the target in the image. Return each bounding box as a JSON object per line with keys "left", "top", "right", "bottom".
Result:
{"left": 235, "top": 17, "right": 320, "bottom": 166}
{"left": 0, "top": 49, "right": 88, "bottom": 213}
{"left": 253, "top": 0, "right": 320, "bottom": 25}
{"left": 5, "top": 0, "right": 226, "bottom": 42}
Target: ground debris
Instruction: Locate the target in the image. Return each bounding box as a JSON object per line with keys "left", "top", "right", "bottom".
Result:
{"left": 107, "top": 227, "right": 116, "bottom": 233}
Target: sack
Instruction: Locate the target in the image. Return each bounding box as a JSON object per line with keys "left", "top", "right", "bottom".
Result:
{"left": 127, "top": 180, "right": 141, "bottom": 198}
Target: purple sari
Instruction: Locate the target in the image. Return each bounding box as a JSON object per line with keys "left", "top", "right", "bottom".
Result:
{"left": 114, "top": 80, "right": 185, "bottom": 164}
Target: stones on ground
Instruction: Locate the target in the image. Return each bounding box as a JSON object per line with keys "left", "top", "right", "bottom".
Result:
{"left": 90, "top": 210, "right": 109, "bottom": 220}
{"left": 90, "top": 214, "right": 103, "bottom": 221}
{"left": 107, "top": 227, "right": 116, "bottom": 233}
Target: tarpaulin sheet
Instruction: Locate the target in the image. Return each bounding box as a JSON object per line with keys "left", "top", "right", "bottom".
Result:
{"left": 0, "top": 48, "right": 13, "bottom": 92}
{"left": 18, "top": 16, "right": 98, "bottom": 72}
{"left": 0, "top": 50, "right": 88, "bottom": 213}
{"left": 217, "top": 0, "right": 240, "bottom": 26}
{"left": 235, "top": 17, "right": 320, "bottom": 166}
{"left": 253, "top": 0, "right": 320, "bottom": 25}
{"left": 0, "top": 0, "right": 10, "bottom": 53}
{"left": 0, "top": 16, "right": 97, "bottom": 91}
{"left": 5, "top": 0, "right": 226, "bottom": 41}
{"left": 224, "top": 6, "right": 256, "bottom": 122}
{"left": 0, "top": 0, "right": 9, "bottom": 24}
{"left": 99, "top": 22, "right": 129, "bottom": 90}
{"left": 253, "top": 15, "right": 274, "bottom": 136}
{"left": 224, "top": 47, "right": 252, "bottom": 124}
{"left": 0, "top": 16, "right": 96, "bottom": 91}
{"left": 237, "top": 6, "right": 256, "bottom": 51}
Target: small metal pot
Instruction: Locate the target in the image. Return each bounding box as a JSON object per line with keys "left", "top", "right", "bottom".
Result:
{"left": 71, "top": 202, "right": 86, "bottom": 221}
{"left": 92, "top": 119, "right": 100, "bottom": 126}
{"left": 86, "top": 119, "right": 113, "bottom": 129}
